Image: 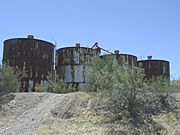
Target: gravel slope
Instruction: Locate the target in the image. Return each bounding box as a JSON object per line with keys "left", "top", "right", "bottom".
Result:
{"left": 0, "top": 92, "right": 87, "bottom": 135}
{"left": 3, "top": 94, "right": 63, "bottom": 135}
{"left": 0, "top": 92, "right": 179, "bottom": 135}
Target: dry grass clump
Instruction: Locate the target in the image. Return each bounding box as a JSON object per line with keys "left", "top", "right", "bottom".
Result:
{"left": 36, "top": 108, "right": 128, "bottom": 135}
{"left": 152, "top": 109, "right": 180, "bottom": 135}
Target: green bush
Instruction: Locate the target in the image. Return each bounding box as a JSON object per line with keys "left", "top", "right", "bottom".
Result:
{"left": 48, "top": 76, "right": 76, "bottom": 94}
{"left": 84, "top": 56, "right": 147, "bottom": 115}
{"left": 0, "top": 64, "right": 23, "bottom": 95}
{"left": 84, "top": 56, "right": 178, "bottom": 116}
{"left": 171, "top": 78, "right": 180, "bottom": 93}
{"left": 84, "top": 56, "right": 116, "bottom": 93}
{"left": 146, "top": 76, "right": 172, "bottom": 108}
{"left": 35, "top": 83, "right": 44, "bottom": 92}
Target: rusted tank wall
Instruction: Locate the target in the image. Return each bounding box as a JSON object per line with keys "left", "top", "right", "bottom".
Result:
{"left": 56, "top": 44, "right": 100, "bottom": 86}
{"left": 138, "top": 60, "right": 170, "bottom": 79}
{"left": 101, "top": 53, "right": 138, "bottom": 66}
{"left": 3, "top": 35, "right": 54, "bottom": 92}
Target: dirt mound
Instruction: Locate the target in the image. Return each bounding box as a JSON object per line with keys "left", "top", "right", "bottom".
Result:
{"left": 0, "top": 92, "right": 180, "bottom": 135}
{"left": 0, "top": 92, "right": 89, "bottom": 135}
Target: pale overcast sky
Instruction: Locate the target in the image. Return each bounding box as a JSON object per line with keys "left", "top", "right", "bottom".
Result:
{"left": 0, "top": 0, "right": 180, "bottom": 78}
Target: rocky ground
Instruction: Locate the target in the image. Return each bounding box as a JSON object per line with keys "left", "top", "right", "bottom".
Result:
{"left": 0, "top": 92, "right": 180, "bottom": 135}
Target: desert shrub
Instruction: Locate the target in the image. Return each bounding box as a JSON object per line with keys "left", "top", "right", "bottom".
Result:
{"left": 146, "top": 76, "right": 172, "bottom": 110}
{"left": 84, "top": 56, "right": 115, "bottom": 93}
{"left": 83, "top": 56, "right": 179, "bottom": 134}
{"left": 112, "top": 65, "right": 148, "bottom": 116}
{"left": 0, "top": 64, "right": 23, "bottom": 95}
{"left": 84, "top": 56, "right": 148, "bottom": 116}
{"left": 35, "top": 83, "right": 44, "bottom": 92}
{"left": 171, "top": 78, "right": 180, "bottom": 93}
{"left": 48, "top": 76, "right": 76, "bottom": 94}
{"left": 84, "top": 56, "right": 178, "bottom": 116}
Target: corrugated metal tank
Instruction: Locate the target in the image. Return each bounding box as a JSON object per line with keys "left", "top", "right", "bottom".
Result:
{"left": 101, "top": 50, "right": 138, "bottom": 66}
{"left": 55, "top": 43, "right": 100, "bottom": 87}
{"left": 138, "top": 57, "right": 170, "bottom": 80}
{"left": 3, "top": 35, "right": 54, "bottom": 92}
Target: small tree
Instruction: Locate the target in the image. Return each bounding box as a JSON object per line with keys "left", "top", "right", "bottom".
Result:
{"left": 171, "top": 78, "right": 180, "bottom": 93}
{"left": 84, "top": 56, "right": 115, "bottom": 93}
{"left": 35, "top": 83, "right": 44, "bottom": 92}
{"left": 84, "top": 56, "right": 179, "bottom": 134}
{"left": 84, "top": 56, "right": 148, "bottom": 116}
{"left": 0, "top": 64, "right": 22, "bottom": 95}
{"left": 48, "top": 75, "right": 76, "bottom": 94}
{"left": 85, "top": 56, "right": 179, "bottom": 115}
{"left": 147, "top": 76, "right": 178, "bottom": 110}
{"left": 112, "top": 65, "right": 148, "bottom": 116}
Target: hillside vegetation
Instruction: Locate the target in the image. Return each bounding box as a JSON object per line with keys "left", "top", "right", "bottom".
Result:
{"left": 0, "top": 58, "right": 180, "bottom": 134}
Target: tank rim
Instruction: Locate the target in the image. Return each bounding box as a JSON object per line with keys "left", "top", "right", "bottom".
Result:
{"left": 100, "top": 53, "right": 137, "bottom": 59}
{"left": 138, "top": 59, "right": 169, "bottom": 63}
{"left": 56, "top": 46, "right": 96, "bottom": 51}
{"left": 3, "top": 38, "right": 55, "bottom": 47}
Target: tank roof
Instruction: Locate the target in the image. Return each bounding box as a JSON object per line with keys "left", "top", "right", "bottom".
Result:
{"left": 3, "top": 37, "right": 55, "bottom": 47}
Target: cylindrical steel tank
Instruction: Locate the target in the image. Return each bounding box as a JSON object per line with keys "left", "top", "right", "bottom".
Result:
{"left": 3, "top": 35, "right": 54, "bottom": 92}
{"left": 56, "top": 43, "right": 100, "bottom": 88}
{"left": 100, "top": 51, "right": 138, "bottom": 66}
{"left": 138, "top": 57, "right": 170, "bottom": 80}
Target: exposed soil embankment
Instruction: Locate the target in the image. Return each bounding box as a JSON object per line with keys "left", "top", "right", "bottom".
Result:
{"left": 0, "top": 92, "right": 179, "bottom": 135}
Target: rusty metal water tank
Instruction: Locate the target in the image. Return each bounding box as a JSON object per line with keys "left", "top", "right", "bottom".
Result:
{"left": 138, "top": 56, "right": 170, "bottom": 80}
{"left": 55, "top": 43, "right": 100, "bottom": 88}
{"left": 101, "top": 50, "right": 138, "bottom": 66}
{"left": 3, "top": 35, "right": 55, "bottom": 92}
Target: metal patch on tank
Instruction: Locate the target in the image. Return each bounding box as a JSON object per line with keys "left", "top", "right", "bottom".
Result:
{"left": 74, "top": 65, "right": 85, "bottom": 82}
{"left": 56, "top": 46, "right": 99, "bottom": 85}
